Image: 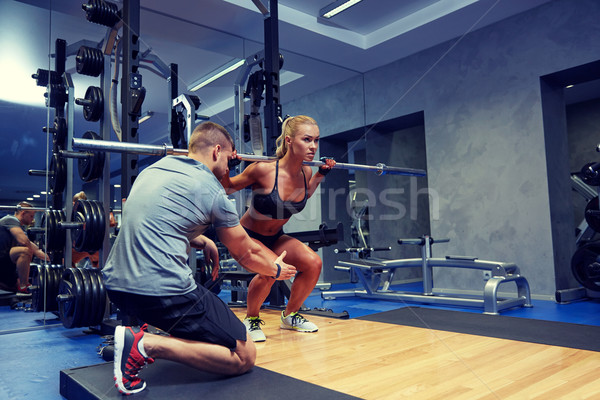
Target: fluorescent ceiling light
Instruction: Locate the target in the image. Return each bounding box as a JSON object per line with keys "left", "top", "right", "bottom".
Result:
{"left": 199, "top": 70, "right": 303, "bottom": 116}
{"left": 320, "top": 0, "right": 363, "bottom": 19}
{"left": 27, "top": 197, "right": 34, "bottom": 201}
{"left": 139, "top": 111, "right": 154, "bottom": 123}
{"left": 189, "top": 59, "right": 246, "bottom": 91}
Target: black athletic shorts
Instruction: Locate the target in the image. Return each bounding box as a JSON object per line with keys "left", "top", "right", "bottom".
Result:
{"left": 0, "top": 254, "right": 17, "bottom": 289}
{"left": 243, "top": 227, "right": 284, "bottom": 250}
{"left": 107, "top": 285, "right": 247, "bottom": 349}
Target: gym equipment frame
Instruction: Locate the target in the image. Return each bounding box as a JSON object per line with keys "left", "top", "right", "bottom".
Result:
{"left": 322, "top": 236, "right": 532, "bottom": 315}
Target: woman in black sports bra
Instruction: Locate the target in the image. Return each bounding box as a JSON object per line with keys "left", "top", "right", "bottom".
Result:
{"left": 221, "top": 115, "right": 335, "bottom": 342}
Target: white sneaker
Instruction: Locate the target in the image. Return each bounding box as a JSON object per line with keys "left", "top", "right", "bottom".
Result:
{"left": 280, "top": 311, "right": 318, "bottom": 332}
{"left": 243, "top": 317, "right": 266, "bottom": 342}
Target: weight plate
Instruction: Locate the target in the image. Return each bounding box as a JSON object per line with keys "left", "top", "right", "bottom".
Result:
{"left": 72, "top": 201, "right": 87, "bottom": 252}
{"left": 55, "top": 210, "right": 66, "bottom": 251}
{"left": 53, "top": 117, "right": 67, "bottom": 151}
{"left": 91, "top": 200, "right": 106, "bottom": 251}
{"left": 88, "top": 268, "right": 101, "bottom": 326}
{"left": 49, "top": 154, "right": 66, "bottom": 195}
{"left": 585, "top": 197, "right": 600, "bottom": 233}
{"left": 571, "top": 241, "right": 600, "bottom": 291}
{"left": 30, "top": 264, "right": 44, "bottom": 312}
{"left": 58, "top": 269, "right": 77, "bottom": 328}
{"left": 48, "top": 265, "right": 60, "bottom": 312}
{"left": 79, "top": 269, "right": 93, "bottom": 327}
{"left": 70, "top": 268, "right": 86, "bottom": 328}
{"left": 81, "top": 200, "right": 96, "bottom": 252}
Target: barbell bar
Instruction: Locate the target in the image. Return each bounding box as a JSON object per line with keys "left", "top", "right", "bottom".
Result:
{"left": 72, "top": 138, "right": 427, "bottom": 177}
{"left": 0, "top": 205, "right": 50, "bottom": 212}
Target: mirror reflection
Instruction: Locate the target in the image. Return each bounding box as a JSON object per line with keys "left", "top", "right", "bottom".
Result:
{"left": 0, "top": 0, "right": 359, "bottom": 332}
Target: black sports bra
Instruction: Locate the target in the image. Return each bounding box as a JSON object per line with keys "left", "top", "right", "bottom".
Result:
{"left": 252, "top": 161, "right": 308, "bottom": 220}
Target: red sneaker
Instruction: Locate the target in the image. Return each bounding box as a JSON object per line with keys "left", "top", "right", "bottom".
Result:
{"left": 16, "top": 283, "right": 32, "bottom": 297}
{"left": 113, "top": 325, "right": 155, "bottom": 395}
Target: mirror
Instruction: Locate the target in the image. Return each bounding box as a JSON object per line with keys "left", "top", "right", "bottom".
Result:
{"left": 0, "top": 0, "right": 359, "bottom": 331}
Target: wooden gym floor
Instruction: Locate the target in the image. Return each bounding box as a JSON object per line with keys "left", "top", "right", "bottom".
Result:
{"left": 2, "top": 282, "right": 600, "bottom": 399}
{"left": 230, "top": 308, "right": 600, "bottom": 400}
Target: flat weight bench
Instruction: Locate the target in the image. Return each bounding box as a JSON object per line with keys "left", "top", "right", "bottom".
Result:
{"left": 322, "top": 236, "right": 532, "bottom": 315}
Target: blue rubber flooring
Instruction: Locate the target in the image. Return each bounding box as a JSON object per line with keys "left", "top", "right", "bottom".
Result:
{"left": 1, "top": 282, "right": 599, "bottom": 400}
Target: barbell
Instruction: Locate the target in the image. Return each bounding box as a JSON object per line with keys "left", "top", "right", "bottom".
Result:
{"left": 72, "top": 137, "right": 427, "bottom": 177}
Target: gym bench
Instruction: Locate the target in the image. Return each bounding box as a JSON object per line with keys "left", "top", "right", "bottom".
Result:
{"left": 322, "top": 236, "right": 532, "bottom": 315}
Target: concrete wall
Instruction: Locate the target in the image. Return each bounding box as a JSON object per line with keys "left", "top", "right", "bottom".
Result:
{"left": 283, "top": 0, "right": 600, "bottom": 297}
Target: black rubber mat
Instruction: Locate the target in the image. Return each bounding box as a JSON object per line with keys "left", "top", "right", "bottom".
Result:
{"left": 358, "top": 306, "right": 600, "bottom": 352}
{"left": 60, "top": 359, "right": 361, "bottom": 400}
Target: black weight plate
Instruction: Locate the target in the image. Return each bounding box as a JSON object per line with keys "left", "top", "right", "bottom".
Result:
{"left": 41, "top": 211, "right": 53, "bottom": 252}
{"left": 78, "top": 131, "right": 105, "bottom": 183}
{"left": 87, "top": 200, "right": 100, "bottom": 252}
{"left": 58, "top": 269, "right": 77, "bottom": 328}
{"left": 53, "top": 116, "right": 67, "bottom": 150}
{"left": 30, "top": 264, "right": 44, "bottom": 312}
{"left": 91, "top": 200, "right": 106, "bottom": 251}
{"left": 95, "top": 269, "right": 106, "bottom": 325}
{"left": 55, "top": 210, "right": 67, "bottom": 251}
{"left": 49, "top": 154, "right": 66, "bottom": 195}
{"left": 80, "top": 200, "right": 96, "bottom": 252}
{"left": 44, "top": 264, "right": 54, "bottom": 312}
{"left": 70, "top": 268, "right": 86, "bottom": 328}
{"left": 581, "top": 163, "right": 600, "bottom": 187}
{"left": 77, "top": 132, "right": 94, "bottom": 181}
{"left": 572, "top": 241, "right": 600, "bottom": 291}
{"left": 72, "top": 201, "right": 86, "bottom": 252}
{"left": 79, "top": 269, "right": 93, "bottom": 327}
{"left": 46, "top": 266, "right": 56, "bottom": 312}
{"left": 96, "top": 268, "right": 107, "bottom": 323}
{"left": 52, "top": 265, "right": 65, "bottom": 312}
{"left": 585, "top": 197, "right": 600, "bottom": 233}
{"left": 82, "top": 86, "right": 103, "bottom": 122}
{"left": 50, "top": 265, "right": 63, "bottom": 311}
{"left": 87, "top": 268, "right": 101, "bottom": 326}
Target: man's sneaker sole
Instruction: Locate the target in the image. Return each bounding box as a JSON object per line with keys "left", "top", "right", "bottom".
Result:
{"left": 113, "top": 326, "right": 146, "bottom": 395}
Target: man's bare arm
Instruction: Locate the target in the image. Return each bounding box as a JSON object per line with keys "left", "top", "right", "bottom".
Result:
{"left": 216, "top": 225, "right": 296, "bottom": 280}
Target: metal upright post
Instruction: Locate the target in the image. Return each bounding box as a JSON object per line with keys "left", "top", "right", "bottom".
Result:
{"left": 263, "top": 0, "right": 281, "bottom": 155}
{"left": 422, "top": 236, "right": 434, "bottom": 295}
{"left": 120, "top": 0, "right": 141, "bottom": 198}
{"left": 168, "top": 63, "right": 179, "bottom": 146}
{"left": 63, "top": 72, "right": 75, "bottom": 270}
{"left": 99, "top": 29, "right": 116, "bottom": 267}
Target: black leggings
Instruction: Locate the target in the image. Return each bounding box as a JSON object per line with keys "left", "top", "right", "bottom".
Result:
{"left": 243, "top": 227, "right": 284, "bottom": 249}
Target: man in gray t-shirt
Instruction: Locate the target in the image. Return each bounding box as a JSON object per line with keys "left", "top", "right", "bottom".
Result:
{"left": 0, "top": 202, "right": 49, "bottom": 293}
{"left": 105, "top": 122, "right": 296, "bottom": 395}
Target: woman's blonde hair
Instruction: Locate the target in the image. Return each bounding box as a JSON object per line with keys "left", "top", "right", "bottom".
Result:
{"left": 275, "top": 115, "right": 318, "bottom": 158}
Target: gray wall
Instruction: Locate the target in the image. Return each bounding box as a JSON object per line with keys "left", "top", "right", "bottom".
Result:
{"left": 283, "top": 0, "right": 600, "bottom": 297}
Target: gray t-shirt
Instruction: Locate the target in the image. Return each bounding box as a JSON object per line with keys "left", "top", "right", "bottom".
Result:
{"left": 102, "top": 156, "right": 239, "bottom": 296}
{"left": 0, "top": 215, "right": 21, "bottom": 257}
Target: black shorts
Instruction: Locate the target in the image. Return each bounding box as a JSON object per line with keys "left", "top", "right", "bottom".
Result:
{"left": 0, "top": 254, "right": 17, "bottom": 289}
{"left": 243, "top": 227, "right": 284, "bottom": 250}
{"left": 107, "top": 285, "right": 246, "bottom": 349}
